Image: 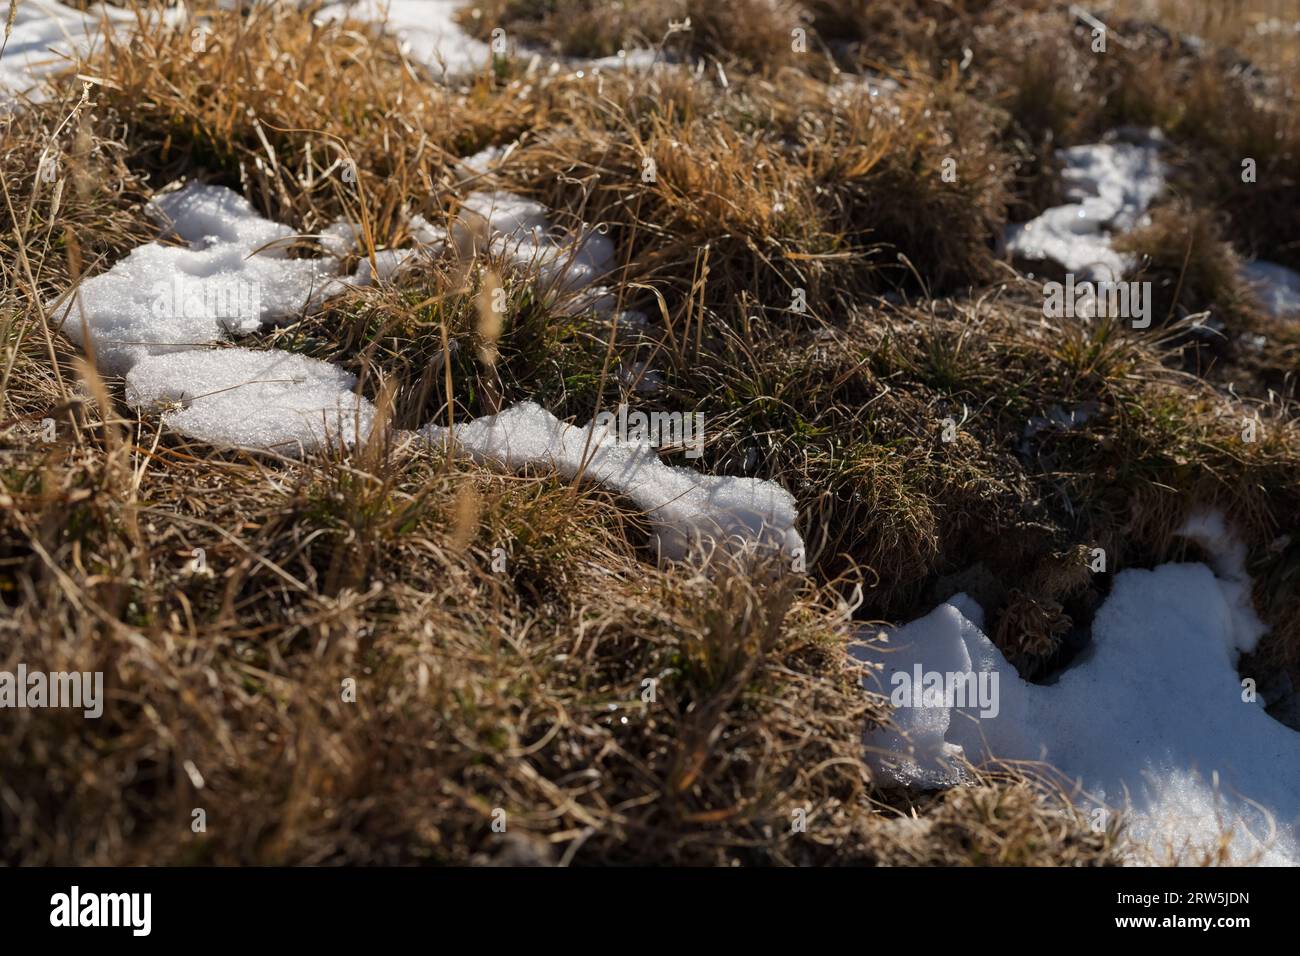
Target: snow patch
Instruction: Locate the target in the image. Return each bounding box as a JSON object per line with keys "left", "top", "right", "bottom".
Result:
{"left": 1242, "top": 260, "right": 1300, "bottom": 318}
{"left": 50, "top": 184, "right": 345, "bottom": 375}
{"left": 352, "top": 248, "right": 416, "bottom": 285}
{"left": 50, "top": 180, "right": 790, "bottom": 554}
{"left": 316, "top": 0, "right": 490, "bottom": 80}
{"left": 457, "top": 190, "right": 615, "bottom": 295}
{"left": 45, "top": 182, "right": 377, "bottom": 454}
{"left": 0, "top": 0, "right": 132, "bottom": 102}
{"left": 126, "top": 348, "right": 377, "bottom": 454}
{"left": 858, "top": 514, "right": 1297, "bottom": 864}
{"left": 1005, "top": 132, "right": 1166, "bottom": 283}
{"left": 421, "top": 401, "right": 803, "bottom": 563}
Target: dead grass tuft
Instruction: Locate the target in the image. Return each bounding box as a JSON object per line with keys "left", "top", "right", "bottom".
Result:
{"left": 1, "top": 0, "right": 1297, "bottom": 866}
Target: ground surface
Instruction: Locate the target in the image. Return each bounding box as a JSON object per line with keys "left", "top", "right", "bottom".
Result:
{"left": 1, "top": 0, "right": 1299, "bottom": 865}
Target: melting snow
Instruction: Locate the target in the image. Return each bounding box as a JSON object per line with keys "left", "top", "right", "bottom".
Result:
{"left": 457, "top": 190, "right": 615, "bottom": 294}
{"left": 857, "top": 512, "right": 1299, "bottom": 865}
{"left": 317, "top": 1, "right": 662, "bottom": 81}
{"left": 49, "top": 184, "right": 345, "bottom": 375}
{"left": 45, "top": 182, "right": 373, "bottom": 453}
{"left": 126, "top": 348, "right": 377, "bottom": 454}
{"left": 17, "top": 0, "right": 1300, "bottom": 861}
{"left": 0, "top": 0, "right": 132, "bottom": 102}
{"left": 48, "top": 176, "right": 789, "bottom": 554}
{"left": 422, "top": 401, "right": 803, "bottom": 563}
{"left": 1005, "top": 131, "right": 1166, "bottom": 283}
{"left": 1242, "top": 260, "right": 1300, "bottom": 318}
{"left": 352, "top": 248, "right": 416, "bottom": 284}
{"left": 316, "top": 0, "right": 490, "bottom": 79}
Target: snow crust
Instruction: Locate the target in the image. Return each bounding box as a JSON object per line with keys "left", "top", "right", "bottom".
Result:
{"left": 457, "top": 190, "right": 615, "bottom": 294}
{"left": 1242, "top": 260, "right": 1300, "bottom": 318}
{"left": 317, "top": 0, "right": 658, "bottom": 80}
{"left": 0, "top": 0, "right": 131, "bottom": 102}
{"left": 1005, "top": 133, "right": 1166, "bottom": 283}
{"left": 421, "top": 401, "right": 803, "bottom": 563}
{"left": 858, "top": 513, "right": 1298, "bottom": 864}
{"left": 46, "top": 182, "right": 373, "bottom": 453}
{"left": 50, "top": 184, "right": 343, "bottom": 375}
{"left": 48, "top": 176, "right": 790, "bottom": 553}
{"left": 126, "top": 347, "right": 377, "bottom": 453}
{"left": 316, "top": 0, "right": 490, "bottom": 79}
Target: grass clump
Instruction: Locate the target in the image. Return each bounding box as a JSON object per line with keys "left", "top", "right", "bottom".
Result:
{"left": 2, "top": 0, "right": 1298, "bottom": 867}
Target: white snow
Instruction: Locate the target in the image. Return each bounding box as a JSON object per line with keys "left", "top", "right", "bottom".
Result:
{"left": 126, "top": 348, "right": 377, "bottom": 454}
{"left": 151, "top": 185, "right": 295, "bottom": 252}
{"left": 0, "top": 0, "right": 131, "bottom": 102}
{"left": 50, "top": 177, "right": 787, "bottom": 550}
{"left": 452, "top": 155, "right": 617, "bottom": 294}
{"left": 320, "top": 213, "right": 445, "bottom": 259}
{"left": 1005, "top": 132, "right": 1166, "bottom": 283}
{"left": 1242, "top": 260, "right": 1300, "bottom": 318}
{"left": 857, "top": 513, "right": 1299, "bottom": 865}
{"left": 50, "top": 184, "right": 344, "bottom": 375}
{"left": 318, "top": 218, "right": 364, "bottom": 258}
{"left": 316, "top": 0, "right": 491, "bottom": 80}
{"left": 457, "top": 190, "right": 615, "bottom": 294}
{"left": 585, "top": 48, "right": 660, "bottom": 72}
{"left": 459, "top": 144, "right": 510, "bottom": 176}
{"left": 45, "top": 182, "right": 377, "bottom": 453}
{"left": 318, "top": 1, "right": 661, "bottom": 81}
{"left": 422, "top": 401, "right": 803, "bottom": 563}
{"left": 407, "top": 213, "right": 448, "bottom": 249}
{"left": 352, "top": 248, "right": 416, "bottom": 284}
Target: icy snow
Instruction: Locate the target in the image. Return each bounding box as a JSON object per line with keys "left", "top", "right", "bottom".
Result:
{"left": 858, "top": 513, "right": 1299, "bottom": 865}
{"left": 50, "top": 184, "right": 344, "bottom": 375}
{"left": 0, "top": 0, "right": 131, "bottom": 102}
{"left": 422, "top": 401, "right": 803, "bottom": 563}
{"left": 452, "top": 156, "right": 617, "bottom": 294}
{"left": 457, "top": 190, "right": 615, "bottom": 294}
{"left": 316, "top": 0, "right": 490, "bottom": 80}
{"left": 46, "top": 182, "right": 377, "bottom": 453}
{"left": 1242, "top": 260, "right": 1300, "bottom": 318}
{"left": 317, "top": 0, "right": 660, "bottom": 80}
{"left": 126, "top": 348, "right": 378, "bottom": 453}
{"left": 1005, "top": 133, "right": 1166, "bottom": 283}
{"left": 50, "top": 177, "right": 785, "bottom": 552}
{"left": 352, "top": 248, "right": 416, "bottom": 284}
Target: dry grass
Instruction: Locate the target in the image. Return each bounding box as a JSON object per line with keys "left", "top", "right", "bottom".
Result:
{"left": 1, "top": 0, "right": 1297, "bottom": 865}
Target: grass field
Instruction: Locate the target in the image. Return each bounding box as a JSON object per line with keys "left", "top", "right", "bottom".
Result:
{"left": 1, "top": 0, "right": 1298, "bottom": 865}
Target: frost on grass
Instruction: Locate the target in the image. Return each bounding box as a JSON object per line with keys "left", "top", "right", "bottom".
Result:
{"left": 125, "top": 348, "right": 377, "bottom": 454}
{"left": 0, "top": 0, "right": 131, "bottom": 101}
{"left": 50, "top": 183, "right": 345, "bottom": 375}
{"left": 1004, "top": 130, "right": 1166, "bottom": 284}
{"left": 856, "top": 513, "right": 1298, "bottom": 865}
{"left": 1242, "top": 260, "right": 1300, "bottom": 318}
{"left": 422, "top": 402, "right": 803, "bottom": 563}
{"left": 316, "top": 0, "right": 490, "bottom": 80}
